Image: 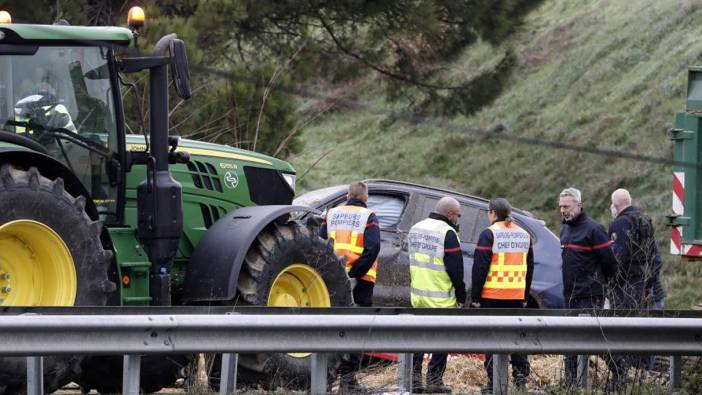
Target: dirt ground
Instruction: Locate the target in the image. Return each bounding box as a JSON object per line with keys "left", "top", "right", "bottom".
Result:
{"left": 56, "top": 354, "right": 670, "bottom": 394}
{"left": 54, "top": 354, "right": 567, "bottom": 394}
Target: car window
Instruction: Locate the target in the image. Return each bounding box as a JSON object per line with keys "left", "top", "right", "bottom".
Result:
{"left": 473, "top": 209, "right": 490, "bottom": 242}
{"left": 367, "top": 194, "right": 406, "bottom": 229}
{"left": 458, "top": 204, "right": 480, "bottom": 243}
{"left": 418, "top": 196, "right": 439, "bottom": 224}
{"left": 416, "top": 196, "right": 478, "bottom": 242}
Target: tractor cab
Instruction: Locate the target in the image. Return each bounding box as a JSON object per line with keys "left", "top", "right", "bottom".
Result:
{"left": 0, "top": 40, "right": 122, "bottom": 220}
{"left": 0, "top": 8, "right": 192, "bottom": 301}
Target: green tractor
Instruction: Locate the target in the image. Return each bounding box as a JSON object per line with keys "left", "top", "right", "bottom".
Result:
{"left": 0, "top": 9, "right": 351, "bottom": 394}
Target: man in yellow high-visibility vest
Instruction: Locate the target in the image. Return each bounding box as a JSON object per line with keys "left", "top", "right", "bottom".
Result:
{"left": 408, "top": 196, "right": 466, "bottom": 394}
{"left": 472, "top": 198, "right": 533, "bottom": 392}
{"left": 320, "top": 181, "right": 380, "bottom": 392}
{"left": 14, "top": 72, "right": 77, "bottom": 134}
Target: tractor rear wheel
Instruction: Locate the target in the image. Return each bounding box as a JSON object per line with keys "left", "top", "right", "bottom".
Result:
{"left": 210, "top": 219, "right": 352, "bottom": 390}
{"left": 0, "top": 164, "right": 114, "bottom": 394}
{"left": 77, "top": 354, "right": 191, "bottom": 394}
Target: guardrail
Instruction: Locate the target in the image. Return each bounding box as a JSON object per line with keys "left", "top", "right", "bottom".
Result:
{"left": 2, "top": 312, "right": 701, "bottom": 394}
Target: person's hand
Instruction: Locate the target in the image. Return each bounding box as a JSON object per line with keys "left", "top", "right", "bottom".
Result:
{"left": 349, "top": 277, "right": 357, "bottom": 290}
{"left": 456, "top": 302, "right": 465, "bottom": 309}
{"left": 470, "top": 302, "right": 480, "bottom": 308}
{"left": 522, "top": 301, "right": 528, "bottom": 308}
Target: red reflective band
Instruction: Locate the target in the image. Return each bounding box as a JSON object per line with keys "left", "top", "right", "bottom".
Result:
{"left": 561, "top": 244, "right": 593, "bottom": 251}
{"left": 366, "top": 221, "right": 379, "bottom": 228}
{"left": 592, "top": 241, "right": 613, "bottom": 250}
{"left": 444, "top": 247, "right": 461, "bottom": 253}
{"left": 475, "top": 246, "right": 492, "bottom": 251}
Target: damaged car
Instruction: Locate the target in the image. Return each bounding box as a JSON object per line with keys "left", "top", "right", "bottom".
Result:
{"left": 294, "top": 179, "right": 565, "bottom": 309}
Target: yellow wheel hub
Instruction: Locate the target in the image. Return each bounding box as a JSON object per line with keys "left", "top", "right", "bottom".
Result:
{"left": 268, "top": 263, "right": 330, "bottom": 358}
{"left": 0, "top": 220, "right": 76, "bottom": 306}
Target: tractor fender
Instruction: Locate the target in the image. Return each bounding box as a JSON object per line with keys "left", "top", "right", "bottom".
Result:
{"left": 182, "top": 205, "right": 321, "bottom": 303}
{"left": 0, "top": 148, "right": 99, "bottom": 220}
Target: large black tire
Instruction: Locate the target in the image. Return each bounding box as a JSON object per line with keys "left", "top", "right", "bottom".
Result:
{"left": 76, "top": 354, "right": 192, "bottom": 394}
{"left": 210, "top": 219, "right": 353, "bottom": 390}
{"left": 0, "top": 164, "right": 114, "bottom": 394}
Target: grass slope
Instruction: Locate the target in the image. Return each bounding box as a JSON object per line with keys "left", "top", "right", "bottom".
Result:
{"left": 289, "top": 0, "right": 702, "bottom": 309}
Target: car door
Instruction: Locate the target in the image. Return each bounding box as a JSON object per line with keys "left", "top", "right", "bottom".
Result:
{"left": 320, "top": 190, "right": 413, "bottom": 306}
{"left": 365, "top": 192, "right": 412, "bottom": 306}
{"left": 466, "top": 207, "right": 490, "bottom": 293}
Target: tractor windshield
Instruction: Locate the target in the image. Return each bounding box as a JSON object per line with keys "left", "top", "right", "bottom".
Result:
{"left": 0, "top": 46, "right": 119, "bottom": 221}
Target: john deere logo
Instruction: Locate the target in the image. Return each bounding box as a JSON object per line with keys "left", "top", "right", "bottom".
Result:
{"left": 224, "top": 171, "right": 239, "bottom": 189}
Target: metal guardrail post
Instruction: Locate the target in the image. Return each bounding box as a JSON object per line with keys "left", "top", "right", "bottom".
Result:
{"left": 577, "top": 354, "right": 589, "bottom": 389}
{"left": 398, "top": 353, "right": 413, "bottom": 392}
{"left": 670, "top": 355, "right": 682, "bottom": 390}
{"left": 26, "top": 356, "right": 43, "bottom": 395}
{"left": 219, "top": 353, "right": 238, "bottom": 395}
{"left": 122, "top": 354, "right": 141, "bottom": 395}
{"left": 310, "top": 353, "right": 328, "bottom": 395}
{"left": 577, "top": 313, "right": 590, "bottom": 389}
{"left": 492, "top": 354, "right": 508, "bottom": 395}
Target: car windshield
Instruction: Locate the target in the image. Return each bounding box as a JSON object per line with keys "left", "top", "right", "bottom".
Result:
{"left": 0, "top": 45, "right": 119, "bottom": 221}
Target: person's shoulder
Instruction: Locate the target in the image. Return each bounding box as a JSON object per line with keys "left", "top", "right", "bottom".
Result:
{"left": 611, "top": 214, "right": 630, "bottom": 228}
{"left": 478, "top": 227, "right": 492, "bottom": 238}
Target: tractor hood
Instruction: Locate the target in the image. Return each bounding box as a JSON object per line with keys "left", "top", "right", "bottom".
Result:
{"left": 125, "top": 135, "right": 295, "bottom": 173}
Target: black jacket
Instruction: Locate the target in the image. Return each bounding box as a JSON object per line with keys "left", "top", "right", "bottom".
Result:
{"left": 472, "top": 222, "right": 534, "bottom": 302}
{"left": 319, "top": 198, "right": 381, "bottom": 280}
{"left": 608, "top": 206, "right": 665, "bottom": 307}
{"left": 560, "top": 209, "right": 617, "bottom": 301}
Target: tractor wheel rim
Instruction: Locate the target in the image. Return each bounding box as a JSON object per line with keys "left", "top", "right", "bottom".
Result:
{"left": 0, "top": 220, "right": 76, "bottom": 306}
{"left": 268, "top": 263, "right": 330, "bottom": 358}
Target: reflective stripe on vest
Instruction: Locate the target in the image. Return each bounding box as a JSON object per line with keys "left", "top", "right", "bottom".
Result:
{"left": 481, "top": 221, "right": 530, "bottom": 300}
{"left": 326, "top": 205, "right": 378, "bottom": 283}
{"left": 408, "top": 217, "right": 459, "bottom": 308}
{"left": 15, "top": 103, "right": 77, "bottom": 134}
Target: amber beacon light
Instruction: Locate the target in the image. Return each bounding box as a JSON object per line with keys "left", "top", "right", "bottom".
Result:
{"left": 127, "top": 6, "right": 145, "bottom": 31}
{"left": 0, "top": 11, "right": 12, "bottom": 24}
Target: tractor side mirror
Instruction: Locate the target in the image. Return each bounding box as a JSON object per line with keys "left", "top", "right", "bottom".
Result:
{"left": 169, "top": 39, "right": 191, "bottom": 100}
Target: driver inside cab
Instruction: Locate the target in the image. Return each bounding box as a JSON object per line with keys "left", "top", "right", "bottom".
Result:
{"left": 13, "top": 71, "right": 77, "bottom": 134}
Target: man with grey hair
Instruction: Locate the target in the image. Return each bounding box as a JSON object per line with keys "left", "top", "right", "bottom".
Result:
{"left": 408, "top": 196, "right": 466, "bottom": 393}
{"left": 558, "top": 187, "right": 617, "bottom": 386}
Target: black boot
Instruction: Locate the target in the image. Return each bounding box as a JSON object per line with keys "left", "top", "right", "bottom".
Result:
{"left": 425, "top": 377, "right": 451, "bottom": 394}
{"left": 480, "top": 381, "right": 493, "bottom": 394}
{"left": 411, "top": 372, "right": 424, "bottom": 394}
{"left": 515, "top": 373, "right": 527, "bottom": 391}
{"left": 340, "top": 373, "right": 365, "bottom": 393}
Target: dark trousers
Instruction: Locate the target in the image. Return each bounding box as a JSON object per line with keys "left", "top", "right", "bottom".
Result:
{"left": 353, "top": 279, "right": 374, "bottom": 307}
{"left": 413, "top": 352, "right": 448, "bottom": 384}
{"left": 481, "top": 299, "right": 530, "bottom": 383}
{"left": 563, "top": 295, "right": 626, "bottom": 385}
{"left": 339, "top": 279, "right": 374, "bottom": 380}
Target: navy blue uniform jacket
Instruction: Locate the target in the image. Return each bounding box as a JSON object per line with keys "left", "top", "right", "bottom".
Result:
{"left": 560, "top": 209, "right": 617, "bottom": 301}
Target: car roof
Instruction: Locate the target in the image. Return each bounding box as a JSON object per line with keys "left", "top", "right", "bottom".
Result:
{"left": 295, "top": 179, "right": 534, "bottom": 218}
{"left": 363, "top": 179, "right": 533, "bottom": 217}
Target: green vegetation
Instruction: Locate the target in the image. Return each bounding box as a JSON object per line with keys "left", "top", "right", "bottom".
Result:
{"left": 289, "top": 0, "right": 702, "bottom": 308}
{"left": 3, "top": 1, "right": 699, "bottom": 307}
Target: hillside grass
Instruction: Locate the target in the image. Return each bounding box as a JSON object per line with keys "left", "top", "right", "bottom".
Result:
{"left": 289, "top": 0, "right": 702, "bottom": 309}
